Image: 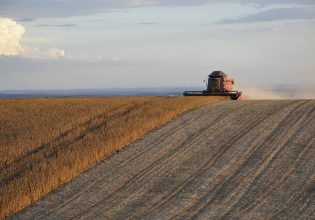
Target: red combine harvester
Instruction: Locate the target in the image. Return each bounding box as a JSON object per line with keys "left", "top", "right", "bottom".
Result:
{"left": 183, "top": 71, "right": 243, "bottom": 100}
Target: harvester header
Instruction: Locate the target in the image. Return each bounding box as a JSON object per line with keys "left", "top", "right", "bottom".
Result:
{"left": 183, "top": 71, "right": 242, "bottom": 100}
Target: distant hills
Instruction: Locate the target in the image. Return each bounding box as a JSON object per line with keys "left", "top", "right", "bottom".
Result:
{"left": 0, "top": 86, "right": 314, "bottom": 99}
{"left": 0, "top": 87, "right": 202, "bottom": 98}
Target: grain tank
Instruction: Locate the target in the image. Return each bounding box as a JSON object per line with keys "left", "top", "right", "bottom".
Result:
{"left": 183, "top": 71, "right": 242, "bottom": 100}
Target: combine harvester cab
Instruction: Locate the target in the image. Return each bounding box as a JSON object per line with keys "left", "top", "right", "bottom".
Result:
{"left": 183, "top": 71, "right": 243, "bottom": 100}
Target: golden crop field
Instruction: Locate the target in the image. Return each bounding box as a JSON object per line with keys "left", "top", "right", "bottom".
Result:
{"left": 0, "top": 96, "right": 227, "bottom": 218}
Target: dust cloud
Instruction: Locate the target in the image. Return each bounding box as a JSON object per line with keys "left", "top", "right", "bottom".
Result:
{"left": 241, "top": 87, "right": 315, "bottom": 100}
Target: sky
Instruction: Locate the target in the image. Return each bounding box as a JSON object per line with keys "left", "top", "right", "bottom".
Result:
{"left": 0, "top": 0, "right": 314, "bottom": 90}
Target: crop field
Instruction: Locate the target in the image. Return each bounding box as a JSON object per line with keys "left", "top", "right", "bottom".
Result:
{"left": 9, "top": 99, "right": 315, "bottom": 220}
{"left": 0, "top": 96, "right": 226, "bottom": 218}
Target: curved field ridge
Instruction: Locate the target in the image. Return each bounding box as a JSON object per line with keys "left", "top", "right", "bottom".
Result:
{"left": 11, "top": 100, "right": 315, "bottom": 220}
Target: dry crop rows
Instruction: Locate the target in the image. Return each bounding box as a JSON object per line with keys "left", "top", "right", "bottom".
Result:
{"left": 0, "top": 96, "right": 226, "bottom": 218}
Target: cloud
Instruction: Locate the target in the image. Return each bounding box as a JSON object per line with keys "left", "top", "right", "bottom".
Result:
{"left": 0, "top": 18, "right": 111, "bottom": 62}
{"left": 0, "top": 17, "right": 66, "bottom": 59}
{"left": 46, "top": 48, "right": 65, "bottom": 58}
{"left": 219, "top": 7, "right": 315, "bottom": 24}
{"left": 0, "top": 17, "right": 25, "bottom": 55}
{"left": 1, "top": 0, "right": 315, "bottom": 20}
{"left": 15, "top": 18, "right": 36, "bottom": 22}
{"left": 21, "top": 46, "right": 65, "bottom": 59}
{"left": 36, "top": 24, "right": 77, "bottom": 27}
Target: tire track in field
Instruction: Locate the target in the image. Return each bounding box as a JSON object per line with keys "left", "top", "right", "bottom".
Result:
{"left": 66, "top": 100, "right": 298, "bottom": 219}
{"left": 36, "top": 102, "right": 233, "bottom": 219}
{"left": 182, "top": 100, "right": 313, "bottom": 220}
{"left": 0, "top": 101, "right": 150, "bottom": 187}
{"left": 52, "top": 102, "right": 240, "bottom": 219}
{"left": 130, "top": 101, "right": 305, "bottom": 220}
{"left": 127, "top": 100, "right": 297, "bottom": 220}
{"left": 71, "top": 101, "right": 289, "bottom": 220}
{"left": 10, "top": 100, "right": 315, "bottom": 220}
{"left": 1, "top": 102, "right": 129, "bottom": 170}
{"left": 220, "top": 108, "right": 315, "bottom": 219}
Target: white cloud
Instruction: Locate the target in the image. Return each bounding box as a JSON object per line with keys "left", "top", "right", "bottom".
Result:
{"left": 0, "top": 17, "right": 66, "bottom": 59}
{"left": 46, "top": 48, "right": 65, "bottom": 59}
{"left": 0, "top": 18, "right": 110, "bottom": 62}
{"left": 21, "top": 46, "right": 65, "bottom": 59}
{"left": 0, "top": 17, "right": 25, "bottom": 55}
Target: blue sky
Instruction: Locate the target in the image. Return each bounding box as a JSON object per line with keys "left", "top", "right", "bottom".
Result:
{"left": 0, "top": 0, "right": 314, "bottom": 90}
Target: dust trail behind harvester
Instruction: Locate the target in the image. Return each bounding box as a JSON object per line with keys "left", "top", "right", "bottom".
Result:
{"left": 240, "top": 87, "right": 315, "bottom": 100}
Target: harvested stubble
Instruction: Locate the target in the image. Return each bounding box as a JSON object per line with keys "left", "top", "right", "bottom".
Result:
{"left": 0, "top": 96, "right": 226, "bottom": 218}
